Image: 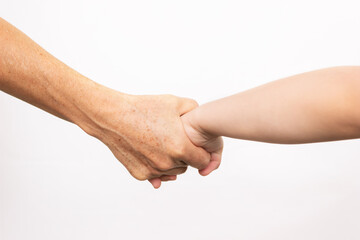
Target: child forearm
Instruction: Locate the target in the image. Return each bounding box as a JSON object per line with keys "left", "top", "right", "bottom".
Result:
{"left": 186, "top": 66, "right": 360, "bottom": 144}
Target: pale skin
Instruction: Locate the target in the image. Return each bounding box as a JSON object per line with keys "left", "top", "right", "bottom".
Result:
{"left": 182, "top": 66, "right": 360, "bottom": 175}
{"left": 0, "top": 18, "right": 214, "bottom": 189}
{"left": 2, "top": 18, "right": 359, "bottom": 188}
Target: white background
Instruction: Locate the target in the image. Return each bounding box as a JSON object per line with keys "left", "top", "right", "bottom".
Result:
{"left": 1, "top": 1, "right": 360, "bottom": 239}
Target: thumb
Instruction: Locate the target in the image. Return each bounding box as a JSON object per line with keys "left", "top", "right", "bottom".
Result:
{"left": 177, "top": 97, "right": 199, "bottom": 115}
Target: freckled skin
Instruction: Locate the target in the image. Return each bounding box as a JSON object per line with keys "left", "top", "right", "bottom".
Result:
{"left": 0, "top": 18, "right": 211, "bottom": 188}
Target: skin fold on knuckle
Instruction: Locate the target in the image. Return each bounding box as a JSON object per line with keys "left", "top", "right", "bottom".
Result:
{"left": 169, "top": 139, "right": 187, "bottom": 160}
{"left": 129, "top": 167, "right": 153, "bottom": 181}
{"left": 153, "top": 159, "right": 175, "bottom": 172}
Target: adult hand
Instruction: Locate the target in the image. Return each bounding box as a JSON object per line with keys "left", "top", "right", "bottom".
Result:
{"left": 81, "top": 89, "right": 211, "bottom": 188}
{"left": 0, "top": 18, "right": 211, "bottom": 188}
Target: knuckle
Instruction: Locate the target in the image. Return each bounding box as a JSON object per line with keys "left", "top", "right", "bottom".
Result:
{"left": 195, "top": 156, "right": 210, "bottom": 170}
{"left": 130, "top": 168, "right": 150, "bottom": 181}
{"left": 156, "top": 94, "right": 180, "bottom": 109}
{"left": 171, "top": 142, "right": 187, "bottom": 159}
{"left": 162, "top": 94, "right": 178, "bottom": 103}
{"left": 186, "top": 98, "right": 199, "bottom": 108}
{"left": 199, "top": 160, "right": 210, "bottom": 170}
{"left": 154, "top": 159, "right": 174, "bottom": 171}
{"left": 132, "top": 172, "right": 147, "bottom": 181}
{"left": 168, "top": 137, "right": 186, "bottom": 159}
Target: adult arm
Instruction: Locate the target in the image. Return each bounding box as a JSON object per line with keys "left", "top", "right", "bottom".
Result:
{"left": 0, "top": 18, "right": 210, "bottom": 188}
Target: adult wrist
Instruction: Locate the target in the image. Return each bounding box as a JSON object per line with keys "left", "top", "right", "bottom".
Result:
{"left": 68, "top": 79, "right": 130, "bottom": 139}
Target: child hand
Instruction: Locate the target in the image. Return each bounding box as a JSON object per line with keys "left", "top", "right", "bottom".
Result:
{"left": 181, "top": 109, "right": 224, "bottom": 176}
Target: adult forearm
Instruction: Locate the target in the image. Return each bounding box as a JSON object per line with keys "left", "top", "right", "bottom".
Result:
{"left": 0, "top": 18, "right": 118, "bottom": 134}
{"left": 0, "top": 18, "right": 210, "bottom": 186}
{"left": 193, "top": 67, "right": 360, "bottom": 143}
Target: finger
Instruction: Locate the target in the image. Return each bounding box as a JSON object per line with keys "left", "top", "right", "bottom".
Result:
{"left": 181, "top": 139, "right": 211, "bottom": 170}
{"left": 174, "top": 160, "right": 188, "bottom": 168}
{"left": 197, "top": 136, "right": 223, "bottom": 176}
{"left": 177, "top": 97, "right": 199, "bottom": 115}
{"left": 160, "top": 166, "right": 188, "bottom": 176}
{"left": 148, "top": 178, "right": 161, "bottom": 189}
{"left": 160, "top": 175, "right": 177, "bottom": 181}
{"left": 199, "top": 151, "right": 222, "bottom": 176}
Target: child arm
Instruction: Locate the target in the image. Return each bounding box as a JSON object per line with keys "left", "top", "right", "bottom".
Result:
{"left": 182, "top": 66, "right": 360, "bottom": 174}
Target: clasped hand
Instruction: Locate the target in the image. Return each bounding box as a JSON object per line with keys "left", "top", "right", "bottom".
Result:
{"left": 82, "top": 90, "right": 223, "bottom": 188}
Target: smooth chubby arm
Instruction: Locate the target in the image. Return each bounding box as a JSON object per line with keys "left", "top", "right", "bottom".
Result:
{"left": 182, "top": 67, "right": 360, "bottom": 174}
